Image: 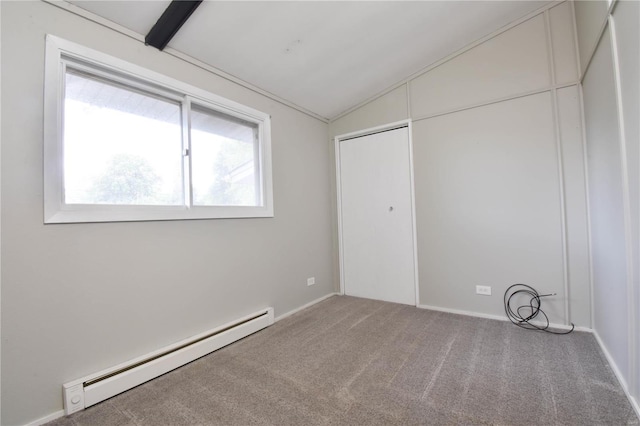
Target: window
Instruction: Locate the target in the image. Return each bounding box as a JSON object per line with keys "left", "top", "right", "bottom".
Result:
{"left": 44, "top": 35, "right": 273, "bottom": 223}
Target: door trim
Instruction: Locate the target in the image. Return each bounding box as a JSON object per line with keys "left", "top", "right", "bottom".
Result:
{"left": 334, "top": 119, "right": 420, "bottom": 306}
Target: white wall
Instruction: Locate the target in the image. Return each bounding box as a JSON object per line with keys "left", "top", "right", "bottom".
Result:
{"left": 574, "top": 0, "right": 609, "bottom": 72}
{"left": 413, "top": 92, "right": 564, "bottom": 321}
{"left": 612, "top": 0, "right": 640, "bottom": 404}
{"left": 0, "top": 2, "right": 335, "bottom": 425}
{"left": 409, "top": 14, "right": 551, "bottom": 118}
{"left": 331, "top": 2, "right": 590, "bottom": 328}
{"left": 575, "top": 0, "right": 639, "bottom": 413}
{"left": 582, "top": 25, "right": 629, "bottom": 378}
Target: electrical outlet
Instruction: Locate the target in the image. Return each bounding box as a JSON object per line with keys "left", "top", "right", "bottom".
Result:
{"left": 307, "top": 277, "right": 315, "bottom": 286}
{"left": 476, "top": 285, "right": 492, "bottom": 296}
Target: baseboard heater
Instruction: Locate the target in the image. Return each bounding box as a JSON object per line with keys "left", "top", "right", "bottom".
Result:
{"left": 62, "top": 307, "right": 274, "bottom": 415}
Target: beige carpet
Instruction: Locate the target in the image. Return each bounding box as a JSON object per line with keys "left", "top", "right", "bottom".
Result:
{"left": 48, "top": 295, "right": 638, "bottom": 425}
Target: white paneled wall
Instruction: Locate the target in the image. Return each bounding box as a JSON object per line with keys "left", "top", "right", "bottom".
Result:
{"left": 330, "top": 1, "right": 589, "bottom": 327}
{"left": 549, "top": 2, "right": 580, "bottom": 85}
{"left": 582, "top": 26, "right": 629, "bottom": 378}
{"left": 611, "top": 1, "right": 640, "bottom": 404}
{"left": 574, "top": 0, "right": 609, "bottom": 73}
{"left": 556, "top": 85, "right": 590, "bottom": 326}
{"left": 410, "top": 15, "right": 551, "bottom": 119}
{"left": 330, "top": 86, "right": 409, "bottom": 138}
{"left": 576, "top": 0, "right": 639, "bottom": 414}
{"left": 413, "top": 92, "right": 565, "bottom": 321}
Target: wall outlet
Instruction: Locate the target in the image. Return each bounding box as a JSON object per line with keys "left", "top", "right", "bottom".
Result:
{"left": 476, "top": 285, "right": 492, "bottom": 296}
{"left": 307, "top": 277, "right": 315, "bottom": 286}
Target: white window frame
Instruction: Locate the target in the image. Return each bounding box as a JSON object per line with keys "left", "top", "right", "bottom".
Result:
{"left": 44, "top": 35, "right": 273, "bottom": 224}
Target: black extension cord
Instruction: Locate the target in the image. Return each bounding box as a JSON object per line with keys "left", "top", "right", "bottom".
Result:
{"left": 504, "top": 284, "right": 574, "bottom": 334}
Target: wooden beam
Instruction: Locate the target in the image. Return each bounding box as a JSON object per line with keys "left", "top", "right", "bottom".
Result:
{"left": 145, "top": 0, "right": 202, "bottom": 51}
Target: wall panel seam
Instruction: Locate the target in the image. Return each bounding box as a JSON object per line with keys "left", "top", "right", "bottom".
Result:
{"left": 569, "top": 1, "right": 583, "bottom": 81}
{"left": 406, "top": 82, "right": 412, "bottom": 119}
{"left": 544, "top": 10, "right": 557, "bottom": 87}
{"left": 545, "top": 8, "right": 571, "bottom": 326}
{"left": 577, "top": 85, "right": 595, "bottom": 330}
{"left": 411, "top": 83, "right": 579, "bottom": 123}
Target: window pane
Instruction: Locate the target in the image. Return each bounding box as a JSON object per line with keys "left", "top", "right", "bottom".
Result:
{"left": 63, "top": 69, "right": 183, "bottom": 205}
{"left": 191, "top": 105, "right": 260, "bottom": 206}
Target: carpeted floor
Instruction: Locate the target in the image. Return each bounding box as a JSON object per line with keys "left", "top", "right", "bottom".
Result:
{"left": 48, "top": 295, "right": 639, "bottom": 425}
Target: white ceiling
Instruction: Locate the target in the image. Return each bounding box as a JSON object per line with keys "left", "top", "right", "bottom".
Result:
{"left": 68, "top": 1, "right": 552, "bottom": 120}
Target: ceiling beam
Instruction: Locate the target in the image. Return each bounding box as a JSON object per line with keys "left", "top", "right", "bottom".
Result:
{"left": 145, "top": 0, "right": 202, "bottom": 51}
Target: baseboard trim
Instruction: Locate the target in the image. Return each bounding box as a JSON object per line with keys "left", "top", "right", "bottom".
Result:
{"left": 592, "top": 331, "right": 640, "bottom": 421}
{"left": 417, "top": 304, "right": 592, "bottom": 332}
{"left": 29, "top": 296, "right": 610, "bottom": 425}
{"left": 275, "top": 292, "right": 339, "bottom": 323}
{"left": 26, "top": 409, "right": 65, "bottom": 426}
{"left": 27, "top": 296, "right": 337, "bottom": 425}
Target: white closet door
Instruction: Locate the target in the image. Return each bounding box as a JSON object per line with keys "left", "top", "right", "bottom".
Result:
{"left": 339, "top": 126, "right": 416, "bottom": 305}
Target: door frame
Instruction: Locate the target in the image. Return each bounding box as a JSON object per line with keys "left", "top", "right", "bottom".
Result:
{"left": 334, "top": 119, "right": 420, "bottom": 306}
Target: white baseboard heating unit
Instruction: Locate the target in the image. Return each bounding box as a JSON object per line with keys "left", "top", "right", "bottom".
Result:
{"left": 63, "top": 307, "right": 274, "bottom": 415}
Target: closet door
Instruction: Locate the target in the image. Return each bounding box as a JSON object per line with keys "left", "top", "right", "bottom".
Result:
{"left": 338, "top": 126, "right": 416, "bottom": 305}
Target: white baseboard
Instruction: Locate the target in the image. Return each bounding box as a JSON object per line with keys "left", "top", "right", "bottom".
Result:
{"left": 592, "top": 331, "right": 640, "bottom": 421}
{"left": 26, "top": 409, "right": 65, "bottom": 426}
{"left": 30, "top": 296, "right": 616, "bottom": 426}
{"left": 64, "top": 308, "right": 274, "bottom": 415}
{"left": 417, "top": 303, "right": 592, "bottom": 332}
{"left": 275, "top": 292, "right": 339, "bottom": 322}
{"left": 27, "top": 296, "right": 337, "bottom": 426}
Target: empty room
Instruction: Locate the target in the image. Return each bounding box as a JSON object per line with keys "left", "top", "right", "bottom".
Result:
{"left": 1, "top": 0, "right": 639, "bottom": 425}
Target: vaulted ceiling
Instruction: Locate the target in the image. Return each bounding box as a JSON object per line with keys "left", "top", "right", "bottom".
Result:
{"left": 68, "top": 1, "right": 552, "bottom": 120}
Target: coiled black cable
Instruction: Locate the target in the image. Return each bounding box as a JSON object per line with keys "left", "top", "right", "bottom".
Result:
{"left": 504, "top": 284, "right": 574, "bottom": 334}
